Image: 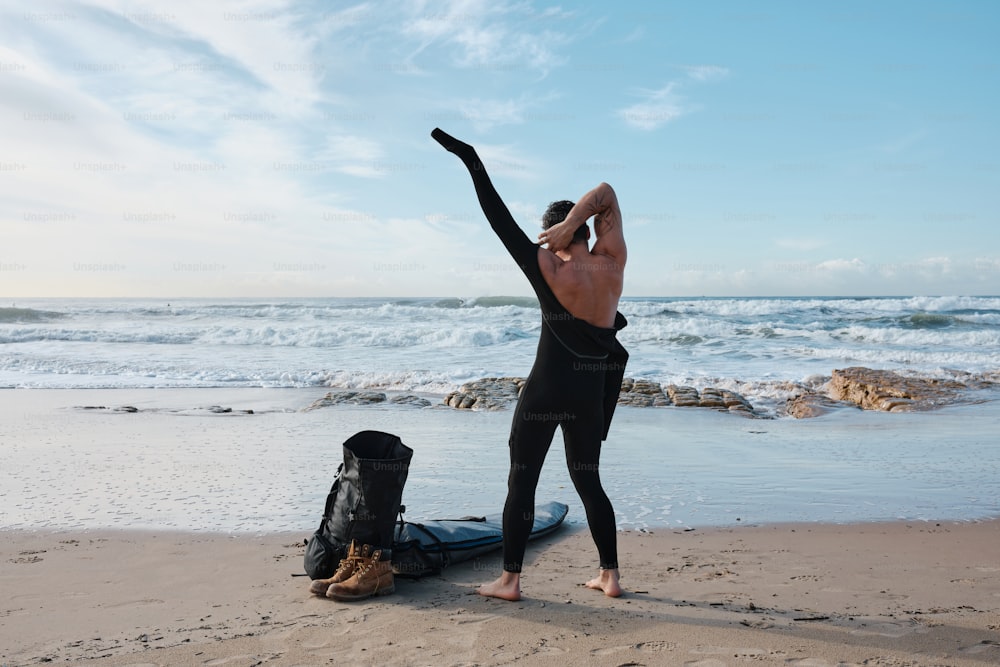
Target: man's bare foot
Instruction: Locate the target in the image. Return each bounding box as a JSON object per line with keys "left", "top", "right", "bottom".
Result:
{"left": 477, "top": 571, "right": 521, "bottom": 601}
{"left": 585, "top": 568, "right": 623, "bottom": 597}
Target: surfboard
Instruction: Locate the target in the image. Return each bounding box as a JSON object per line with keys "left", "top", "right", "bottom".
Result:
{"left": 391, "top": 501, "right": 569, "bottom": 578}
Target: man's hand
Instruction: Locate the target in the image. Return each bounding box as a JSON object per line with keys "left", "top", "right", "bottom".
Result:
{"left": 538, "top": 220, "right": 577, "bottom": 252}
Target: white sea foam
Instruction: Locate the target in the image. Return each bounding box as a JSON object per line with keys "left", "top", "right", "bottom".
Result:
{"left": 2, "top": 298, "right": 998, "bottom": 409}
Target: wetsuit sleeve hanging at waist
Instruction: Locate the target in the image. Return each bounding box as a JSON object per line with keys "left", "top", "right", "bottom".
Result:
{"left": 430, "top": 128, "right": 540, "bottom": 277}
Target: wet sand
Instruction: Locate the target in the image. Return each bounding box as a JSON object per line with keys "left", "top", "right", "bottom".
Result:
{"left": 2, "top": 388, "right": 998, "bottom": 533}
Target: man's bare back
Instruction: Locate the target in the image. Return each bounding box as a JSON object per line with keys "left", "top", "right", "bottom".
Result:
{"left": 536, "top": 182, "right": 627, "bottom": 329}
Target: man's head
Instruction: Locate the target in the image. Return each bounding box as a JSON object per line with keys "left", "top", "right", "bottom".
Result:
{"left": 542, "top": 200, "right": 589, "bottom": 244}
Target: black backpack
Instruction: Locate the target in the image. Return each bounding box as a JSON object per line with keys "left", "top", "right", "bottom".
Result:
{"left": 303, "top": 430, "right": 413, "bottom": 580}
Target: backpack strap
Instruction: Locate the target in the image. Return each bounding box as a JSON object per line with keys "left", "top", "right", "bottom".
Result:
{"left": 320, "top": 463, "right": 344, "bottom": 520}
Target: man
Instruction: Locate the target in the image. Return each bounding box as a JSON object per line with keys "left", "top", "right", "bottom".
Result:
{"left": 432, "top": 128, "right": 628, "bottom": 601}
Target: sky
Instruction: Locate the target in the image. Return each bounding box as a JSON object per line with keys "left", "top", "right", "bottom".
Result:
{"left": 1, "top": 0, "right": 998, "bottom": 298}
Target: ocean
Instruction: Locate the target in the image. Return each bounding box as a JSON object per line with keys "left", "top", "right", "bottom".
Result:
{"left": 3, "top": 295, "right": 999, "bottom": 415}
{"left": 2, "top": 295, "right": 1000, "bottom": 532}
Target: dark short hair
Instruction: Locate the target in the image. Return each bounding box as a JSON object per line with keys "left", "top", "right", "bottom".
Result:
{"left": 542, "top": 200, "right": 588, "bottom": 243}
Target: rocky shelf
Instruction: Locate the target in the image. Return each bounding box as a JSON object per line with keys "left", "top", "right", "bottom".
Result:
{"left": 443, "top": 376, "right": 761, "bottom": 417}
{"left": 785, "top": 366, "right": 997, "bottom": 418}
{"left": 301, "top": 367, "right": 997, "bottom": 419}
{"left": 303, "top": 392, "right": 432, "bottom": 410}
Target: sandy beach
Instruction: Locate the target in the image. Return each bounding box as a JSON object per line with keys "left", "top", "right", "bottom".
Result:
{"left": 3, "top": 520, "right": 999, "bottom": 666}
{"left": 2, "top": 388, "right": 999, "bottom": 665}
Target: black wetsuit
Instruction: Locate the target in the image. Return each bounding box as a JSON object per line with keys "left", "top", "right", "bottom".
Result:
{"left": 432, "top": 129, "right": 628, "bottom": 572}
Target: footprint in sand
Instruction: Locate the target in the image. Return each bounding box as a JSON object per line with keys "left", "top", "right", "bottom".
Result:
{"left": 104, "top": 598, "right": 165, "bottom": 608}
{"left": 448, "top": 612, "right": 496, "bottom": 625}
{"left": 204, "top": 655, "right": 256, "bottom": 666}
{"left": 590, "top": 645, "right": 637, "bottom": 657}
{"left": 636, "top": 640, "right": 678, "bottom": 652}
{"left": 688, "top": 645, "right": 767, "bottom": 660}
{"left": 849, "top": 619, "right": 926, "bottom": 638}
{"left": 959, "top": 639, "right": 1000, "bottom": 656}
{"left": 7, "top": 555, "right": 44, "bottom": 564}
{"left": 532, "top": 645, "right": 567, "bottom": 655}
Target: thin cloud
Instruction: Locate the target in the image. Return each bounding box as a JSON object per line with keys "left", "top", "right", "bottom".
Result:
{"left": 320, "top": 135, "right": 385, "bottom": 178}
{"left": 475, "top": 142, "right": 541, "bottom": 181}
{"left": 683, "top": 64, "right": 730, "bottom": 81}
{"left": 816, "top": 258, "right": 866, "bottom": 272}
{"left": 453, "top": 91, "right": 560, "bottom": 132}
{"left": 618, "top": 63, "right": 728, "bottom": 131}
{"left": 620, "top": 26, "right": 645, "bottom": 43}
{"left": 457, "top": 97, "right": 531, "bottom": 132}
{"left": 617, "top": 83, "right": 687, "bottom": 130}
{"left": 87, "top": 0, "right": 325, "bottom": 112}
{"left": 401, "top": 0, "right": 573, "bottom": 74}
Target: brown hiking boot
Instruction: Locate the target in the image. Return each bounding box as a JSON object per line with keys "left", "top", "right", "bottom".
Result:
{"left": 325, "top": 547, "right": 395, "bottom": 601}
{"left": 308, "top": 541, "right": 370, "bottom": 596}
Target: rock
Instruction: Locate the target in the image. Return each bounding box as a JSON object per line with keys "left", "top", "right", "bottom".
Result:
{"left": 785, "top": 393, "right": 858, "bottom": 419}
{"left": 666, "top": 385, "right": 701, "bottom": 407}
{"left": 617, "top": 393, "right": 654, "bottom": 407}
{"left": 443, "top": 377, "right": 523, "bottom": 411}
{"left": 617, "top": 377, "right": 671, "bottom": 407}
{"left": 651, "top": 394, "right": 672, "bottom": 407}
{"left": 76, "top": 405, "right": 139, "bottom": 413}
{"left": 698, "top": 387, "right": 726, "bottom": 409}
{"left": 662, "top": 383, "right": 759, "bottom": 416}
{"left": 698, "top": 387, "right": 759, "bottom": 416}
{"left": 721, "top": 390, "right": 751, "bottom": 409}
{"left": 631, "top": 379, "right": 663, "bottom": 395}
{"left": 828, "top": 367, "right": 966, "bottom": 412}
{"left": 304, "top": 391, "right": 387, "bottom": 410}
{"left": 721, "top": 390, "right": 756, "bottom": 416}
{"left": 441, "top": 375, "right": 758, "bottom": 417}
{"left": 389, "top": 394, "right": 432, "bottom": 408}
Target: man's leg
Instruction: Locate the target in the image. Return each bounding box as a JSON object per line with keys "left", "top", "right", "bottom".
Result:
{"left": 478, "top": 400, "right": 558, "bottom": 600}
{"left": 562, "top": 421, "right": 622, "bottom": 597}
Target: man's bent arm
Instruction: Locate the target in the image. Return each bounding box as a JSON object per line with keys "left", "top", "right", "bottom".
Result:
{"left": 569, "top": 182, "right": 625, "bottom": 263}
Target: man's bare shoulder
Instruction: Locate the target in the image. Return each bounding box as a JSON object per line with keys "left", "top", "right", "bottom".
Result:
{"left": 585, "top": 248, "right": 625, "bottom": 272}
{"left": 538, "top": 248, "right": 622, "bottom": 279}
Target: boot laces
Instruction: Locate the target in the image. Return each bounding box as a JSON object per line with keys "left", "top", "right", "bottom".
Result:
{"left": 335, "top": 552, "right": 362, "bottom": 577}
